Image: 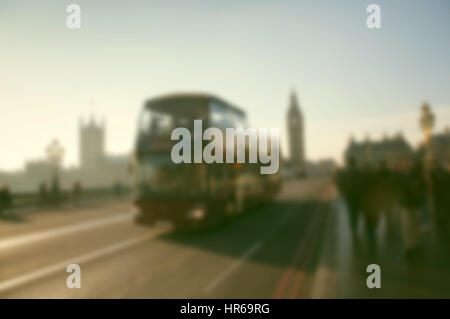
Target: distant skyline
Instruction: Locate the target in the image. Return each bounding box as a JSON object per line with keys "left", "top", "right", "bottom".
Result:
{"left": 1, "top": 0, "right": 449, "bottom": 171}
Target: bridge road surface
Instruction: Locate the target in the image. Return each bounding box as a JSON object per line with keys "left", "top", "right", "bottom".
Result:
{"left": 0, "top": 178, "right": 333, "bottom": 298}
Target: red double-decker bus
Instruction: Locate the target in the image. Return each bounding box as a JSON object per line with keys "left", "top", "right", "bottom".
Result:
{"left": 133, "top": 93, "right": 281, "bottom": 228}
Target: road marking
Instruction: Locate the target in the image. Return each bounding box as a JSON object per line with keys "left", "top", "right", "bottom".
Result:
{"left": 0, "top": 212, "right": 135, "bottom": 251}
{"left": 310, "top": 198, "right": 358, "bottom": 298}
{"left": 205, "top": 242, "right": 263, "bottom": 294}
{"left": 289, "top": 271, "right": 305, "bottom": 299}
{"left": 272, "top": 210, "right": 322, "bottom": 298}
{"left": 203, "top": 202, "right": 297, "bottom": 295}
{"left": 0, "top": 227, "right": 168, "bottom": 294}
{"left": 288, "top": 212, "right": 326, "bottom": 298}
{"left": 272, "top": 184, "right": 331, "bottom": 299}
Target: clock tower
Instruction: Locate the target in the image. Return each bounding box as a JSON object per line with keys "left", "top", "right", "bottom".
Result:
{"left": 287, "top": 91, "right": 305, "bottom": 173}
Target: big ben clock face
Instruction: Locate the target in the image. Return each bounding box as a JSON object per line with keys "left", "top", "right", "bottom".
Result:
{"left": 1, "top": 0, "right": 449, "bottom": 307}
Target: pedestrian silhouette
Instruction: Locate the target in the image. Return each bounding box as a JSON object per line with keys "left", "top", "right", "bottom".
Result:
{"left": 39, "top": 182, "right": 49, "bottom": 207}
{"left": 336, "top": 156, "right": 361, "bottom": 241}
{"left": 0, "top": 185, "right": 12, "bottom": 216}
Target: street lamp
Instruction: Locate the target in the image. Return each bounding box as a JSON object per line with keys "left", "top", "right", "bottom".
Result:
{"left": 420, "top": 102, "right": 435, "bottom": 167}
{"left": 46, "top": 139, "right": 65, "bottom": 203}
{"left": 419, "top": 102, "right": 435, "bottom": 227}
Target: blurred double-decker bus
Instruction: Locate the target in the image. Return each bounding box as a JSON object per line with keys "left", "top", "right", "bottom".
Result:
{"left": 133, "top": 93, "right": 281, "bottom": 228}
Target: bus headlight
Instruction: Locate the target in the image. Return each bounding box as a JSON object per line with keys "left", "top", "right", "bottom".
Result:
{"left": 187, "top": 207, "right": 205, "bottom": 220}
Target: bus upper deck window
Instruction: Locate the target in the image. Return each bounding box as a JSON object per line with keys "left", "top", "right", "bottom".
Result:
{"left": 139, "top": 109, "right": 151, "bottom": 133}
{"left": 148, "top": 112, "right": 172, "bottom": 136}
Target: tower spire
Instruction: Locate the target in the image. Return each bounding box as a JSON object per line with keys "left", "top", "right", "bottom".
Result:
{"left": 286, "top": 89, "right": 305, "bottom": 176}
{"left": 289, "top": 89, "right": 301, "bottom": 115}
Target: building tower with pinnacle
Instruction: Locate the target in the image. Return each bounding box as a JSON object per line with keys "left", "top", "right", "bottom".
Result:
{"left": 287, "top": 91, "right": 305, "bottom": 174}
{"left": 79, "top": 116, "right": 105, "bottom": 169}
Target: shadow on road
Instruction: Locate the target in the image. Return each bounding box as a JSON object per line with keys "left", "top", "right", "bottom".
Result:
{"left": 156, "top": 198, "right": 330, "bottom": 272}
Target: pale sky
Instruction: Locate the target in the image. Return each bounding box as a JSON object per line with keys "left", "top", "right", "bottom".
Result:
{"left": 1, "top": 0, "right": 449, "bottom": 171}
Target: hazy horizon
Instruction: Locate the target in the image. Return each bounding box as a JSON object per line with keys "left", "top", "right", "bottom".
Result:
{"left": 1, "top": 0, "right": 449, "bottom": 171}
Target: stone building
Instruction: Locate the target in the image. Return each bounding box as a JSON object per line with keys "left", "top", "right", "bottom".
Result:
{"left": 0, "top": 116, "right": 132, "bottom": 193}
{"left": 344, "top": 134, "right": 414, "bottom": 170}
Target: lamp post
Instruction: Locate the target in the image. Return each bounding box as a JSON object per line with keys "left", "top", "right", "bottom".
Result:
{"left": 420, "top": 102, "right": 435, "bottom": 168}
{"left": 419, "top": 102, "right": 435, "bottom": 227}
{"left": 46, "top": 139, "right": 65, "bottom": 204}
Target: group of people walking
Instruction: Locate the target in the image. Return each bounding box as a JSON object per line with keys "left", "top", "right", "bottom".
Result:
{"left": 336, "top": 157, "right": 450, "bottom": 256}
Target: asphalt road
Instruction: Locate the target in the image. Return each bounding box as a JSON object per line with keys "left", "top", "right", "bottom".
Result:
{"left": 0, "top": 178, "right": 332, "bottom": 298}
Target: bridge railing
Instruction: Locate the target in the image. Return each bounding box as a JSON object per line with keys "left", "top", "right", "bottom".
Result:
{"left": 5, "top": 186, "right": 133, "bottom": 213}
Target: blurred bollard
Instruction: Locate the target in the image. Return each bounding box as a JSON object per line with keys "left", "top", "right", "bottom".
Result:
{"left": 72, "top": 181, "right": 83, "bottom": 207}
{"left": 0, "top": 185, "right": 12, "bottom": 216}
{"left": 114, "top": 181, "right": 123, "bottom": 199}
